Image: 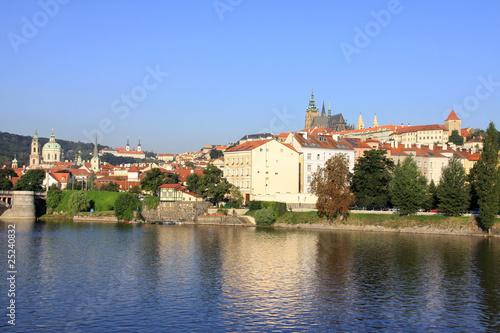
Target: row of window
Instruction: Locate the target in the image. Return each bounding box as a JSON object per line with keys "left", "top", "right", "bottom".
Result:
{"left": 230, "top": 179, "right": 250, "bottom": 189}
{"left": 226, "top": 168, "right": 250, "bottom": 177}
{"left": 227, "top": 157, "right": 250, "bottom": 165}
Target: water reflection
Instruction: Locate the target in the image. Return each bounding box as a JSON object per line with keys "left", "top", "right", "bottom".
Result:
{"left": 0, "top": 220, "right": 499, "bottom": 332}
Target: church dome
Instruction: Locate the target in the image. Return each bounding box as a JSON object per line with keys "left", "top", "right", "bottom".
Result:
{"left": 43, "top": 141, "right": 62, "bottom": 149}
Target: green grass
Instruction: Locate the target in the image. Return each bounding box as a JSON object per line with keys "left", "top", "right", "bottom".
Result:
{"left": 276, "top": 211, "right": 500, "bottom": 231}
{"left": 53, "top": 190, "right": 122, "bottom": 214}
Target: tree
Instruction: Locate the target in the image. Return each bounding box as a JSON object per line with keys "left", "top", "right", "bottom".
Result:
{"left": 474, "top": 122, "right": 500, "bottom": 233}
{"left": 437, "top": 156, "right": 470, "bottom": 216}
{"left": 68, "top": 192, "right": 90, "bottom": 214}
{"left": 128, "top": 185, "right": 141, "bottom": 194}
{"left": 186, "top": 173, "right": 202, "bottom": 194}
{"left": 114, "top": 193, "right": 140, "bottom": 221}
{"left": 351, "top": 149, "right": 394, "bottom": 207}
{"left": 427, "top": 179, "right": 438, "bottom": 210}
{"left": 185, "top": 161, "right": 195, "bottom": 169}
{"left": 310, "top": 154, "right": 354, "bottom": 219}
{"left": 389, "top": 156, "right": 428, "bottom": 215}
{"left": 140, "top": 168, "right": 177, "bottom": 195}
{"left": 46, "top": 184, "right": 63, "bottom": 211}
{"left": 0, "top": 168, "right": 17, "bottom": 190}
{"left": 100, "top": 182, "right": 120, "bottom": 192}
{"left": 14, "top": 169, "right": 45, "bottom": 191}
{"left": 449, "top": 130, "right": 464, "bottom": 145}
{"left": 198, "top": 164, "right": 231, "bottom": 206}
{"left": 209, "top": 149, "right": 223, "bottom": 159}
{"left": 254, "top": 207, "right": 276, "bottom": 226}
{"left": 229, "top": 185, "right": 243, "bottom": 208}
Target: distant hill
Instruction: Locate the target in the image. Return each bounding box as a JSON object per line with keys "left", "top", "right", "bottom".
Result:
{"left": 0, "top": 131, "right": 108, "bottom": 168}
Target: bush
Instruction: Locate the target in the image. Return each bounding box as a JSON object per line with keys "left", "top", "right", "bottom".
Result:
{"left": 248, "top": 201, "right": 262, "bottom": 211}
{"left": 68, "top": 192, "right": 90, "bottom": 214}
{"left": 254, "top": 207, "right": 276, "bottom": 226}
{"left": 143, "top": 196, "right": 159, "bottom": 210}
{"left": 114, "top": 193, "right": 140, "bottom": 221}
{"left": 46, "top": 185, "right": 62, "bottom": 211}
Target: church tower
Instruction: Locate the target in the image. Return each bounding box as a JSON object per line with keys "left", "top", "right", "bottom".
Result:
{"left": 372, "top": 114, "right": 379, "bottom": 128}
{"left": 91, "top": 135, "right": 101, "bottom": 172}
{"left": 137, "top": 137, "right": 142, "bottom": 152}
{"left": 304, "top": 89, "right": 319, "bottom": 129}
{"left": 321, "top": 102, "right": 326, "bottom": 117}
{"left": 357, "top": 113, "right": 365, "bottom": 130}
{"left": 126, "top": 137, "right": 130, "bottom": 152}
{"left": 29, "top": 128, "right": 41, "bottom": 167}
{"left": 328, "top": 99, "right": 332, "bottom": 117}
{"left": 11, "top": 155, "right": 18, "bottom": 169}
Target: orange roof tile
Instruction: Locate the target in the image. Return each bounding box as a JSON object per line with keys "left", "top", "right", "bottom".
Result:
{"left": 446, "top": 110, "right": 460, "bottom": 121}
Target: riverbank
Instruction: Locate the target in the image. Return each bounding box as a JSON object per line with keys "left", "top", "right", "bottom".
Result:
{"left": 273, "top": 211, "right": 500, "bottom": 237}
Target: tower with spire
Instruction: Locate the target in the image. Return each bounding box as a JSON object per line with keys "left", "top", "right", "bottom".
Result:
{"left": 137, "top": 137, "right": 142, "bottom": 152}
{"left": 372, "top": 114, "right": 379, "bottom": 128}
{"left": 29, "top": 128, "right": 41, "bottom": 167}
{"left": 328, "top": 99, "right": 332, "bottom": 117}
{"left": 304, "top": 89, "right": 319, "bottom": 129}
{"left": 321, "top": 101, "right": 326, "bottom": 117}
{"left": 357, "top": 113, "right": 365, "bottom": 130}
{"left": 126, "top": 137, "right": 130, "bottom": 152}
{"left": 91, "top": 135, "right": 101, "bottom": 172}
{"left": 11, "top": 155, "right": 18, "bottom": 169}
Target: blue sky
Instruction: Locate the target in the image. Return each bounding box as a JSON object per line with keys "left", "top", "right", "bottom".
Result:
{"left": 1, "top": 0, "right": 499, "bottom": 153}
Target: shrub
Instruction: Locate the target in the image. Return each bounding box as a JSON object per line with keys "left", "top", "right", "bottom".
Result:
{"left": 143, "top": 196, "right": 159, "bottom": 210}
{"left": 254, "top": 207, "right": 276, "bottom": 226}
{"left": 68, "top": 192, "right": 90, "bottom": 214}
{"left": 114, "top": 193, "right": 140, "bottom": 221}
{"left": 248, "top": 201, "right": 262, "bottom": 211}
{"left": 46, "top": 185, "right": 62, "bottom": 211}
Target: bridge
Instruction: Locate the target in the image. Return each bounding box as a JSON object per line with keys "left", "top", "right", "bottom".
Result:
{"left": 0, "top": 191, "right": 46, "bottom": 220}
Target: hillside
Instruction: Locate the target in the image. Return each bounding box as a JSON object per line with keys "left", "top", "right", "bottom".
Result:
{"left": 0, "top": 131, "right": 108, "bottom": 168}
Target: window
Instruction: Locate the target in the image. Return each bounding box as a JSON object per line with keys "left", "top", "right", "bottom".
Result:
{"left": 307, "top": 153, "right": 311, "bottom": 160}
{"left": 246, "top": 181, "right": 249, "bottom": 188}
{"left": 246, "top": 157, "right": 249, "bottom": 164}
{"left": 307, "top": 164, "right": 311, "bottom": 172}
{"left": 307, "top": 175, "right": 311, "bottom": 183}
{"left": 317, "top": 154, "right": 320, "bottom": 160}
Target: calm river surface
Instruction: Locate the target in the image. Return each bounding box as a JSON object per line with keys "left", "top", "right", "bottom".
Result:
{"left": 1, "top": 219, "right": 499, "bottom": 332}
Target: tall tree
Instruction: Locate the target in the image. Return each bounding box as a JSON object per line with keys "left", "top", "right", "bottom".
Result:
{"left": 351, "top": 149, "right": 394, "bottom": 207}
{"left": 437, "top": 156, "right": 470, "bottom": 216}
{"left": 198, "top": 164, "right": 231, "bottom": 206}
{"left": 186, "top": 173, "right": 202, "bottom": 194}
{"left": 389, "top": 156, "right": 428, "bottom": 215}
{"left": 14, "top": 169, "right": 45, "bottom": 191}
{"left": 100, "top": 182, "right": 120, "bottom": 192}
{"left": 310, "top": 154, "right": 354, "bottom": 219}
{"left": 427, "top": 179, "right": 438, "bottom": 210}
{"left": 474, "top": 122, "right": 500, "bottom": 234}
{"left": 448, "top": 130, "right": 464, "bottom": 145}
{"left": 209, "top": 149, "right": 223, "bottom": 159}
{"left": 0, "top": 168, "right": 17, "bottom": 190}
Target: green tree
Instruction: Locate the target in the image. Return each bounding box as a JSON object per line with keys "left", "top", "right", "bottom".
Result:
{"left": 186, "top": 173, "right": 202, "bottom": 194}
{"left": 0, "top": 168, "right": 17, "bottom": 190}
{"left": 209, "top": 149, "right": 223, "bottom": 159}
{"left": 474, "top": 122, "right": 500, "bottom": 233}
{"left": 14, "top": 169, "right": 45, "bottom": 191}
{"left": 449, "top": 130, "right": 464, "bottom": 145}
{"left": 389, "top": 156, "right": 428, "bottom": 215}
{"left": 114, "top": 193, "right": 140, "bottom": 221}
{"left": 140, "top": 168, "right": 177, "bottom": 195}
{"left": 228, "top": 185, "right": 243, "bottom": 208}
{"left": 198, "top": 164, "right": 231, "bottom": 206}
{"left": 68, "top": 192, "right": 90, "bottom": 214}
{"left": 437, "top": 156, "right": 470, "bottom": 216}
{"left": 310, "top": 154, "right": 354, "bottom": 219}
{"left": 128, "top": 185, "right": 141, "bottom": 194}
{"left": 46, "top": 184, "right": 63, "bottom": 211}
{"left": 351, "top": 149, "right": 394, "bottom": 207}
{"left": 100, "top": 181, "right": 120, "bottom": 192}
{"left": 427, "top": 179, "right": 438, "bottom": 210}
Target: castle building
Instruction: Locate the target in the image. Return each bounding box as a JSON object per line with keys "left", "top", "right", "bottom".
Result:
{"left": 303, "top": 90, "right": 351, "bottom": 132}
{"left": 444, "top": 110, "right": 461, "bottom": 135}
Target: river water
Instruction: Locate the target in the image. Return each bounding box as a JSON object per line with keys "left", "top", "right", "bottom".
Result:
{"left": 0, "top": 219, "right": 499, "bottom": 332}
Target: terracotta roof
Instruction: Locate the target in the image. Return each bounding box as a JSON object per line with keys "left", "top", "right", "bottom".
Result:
{"left": 392, "top": 124, "right": 447, "bottom": 135}
{"left": 158, "top": 183, "right": 183, "bottom": 189}
{"left": 50, "top": 172, "right": 70, "bottom": 184}
{"left": 338, "top": 125, "right": 397, "bottom": 135}
{"left": 225, "top": 139, "right": 272, "bottom": 152}
{"left": 128, "top": 165, "right": 140, "bottom": 172}
{"left": 461, "top": 128, "right": 471, "bottom": 137}
{"left": 293, "top": 133, "right": 352, "bottom": 150}
{"left": 466, "top": 137, "right": 482, "bottom": 143}
{"left": 446, "top": 110, "right": 460, "bottom": 121}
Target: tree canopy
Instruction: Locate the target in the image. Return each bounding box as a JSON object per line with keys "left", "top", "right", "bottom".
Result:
{"left": 351, "top": 149, "right": 394, "bottom": 207}
{"left": 473, "top": 122, "right": 500, "bottom": 233}
{"left": 14, "top": 169, "right": 45, "bottom": 191}
{"left": 114, "top": 193, "right": 140, "bottom": 221}
{"left": 437, "top": 156, "right": 470, "bottom": 216}
{"left": 198, "top": 164, "right": 231, "bottom": 206}
{"left": 448, "top": 130, "right": 464, "bottom": 145}
{"left": 100, "top": 181, "right": 120, "bottom": 192}
{"left": 0, "top": 168, "right": 17, "bottom": 190}
{"left": 209, "top": 149, "right": 224, "bottom": 159}
{"left": 310, "top": 154, "right": 354, "bottom": 219}
{"left": 140, "top": 168, "right": 178, "bottom": 195}
{"left": 389, "top": 156, "right": 428, "bottom": 215}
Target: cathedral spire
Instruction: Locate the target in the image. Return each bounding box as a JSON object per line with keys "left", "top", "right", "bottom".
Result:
{"left": 93, "top": 134, "right": 98, "bottom": 157}
{"left": 126, "top": 136, "right": 130, "bottom": 152}
{"left": 137, "top": 136, "right": 142, "bottom": 152}
{"left": 321, "top": 101, "right": 326, "bottom": 117}
{"left": 357, "top": 113, "right": 365, "bottom": 130}
{"left": 372, "top": 114, "right": 379, "bottom": 128}
{"left": 328, "top": 99, "right": 331, "bottom": 117}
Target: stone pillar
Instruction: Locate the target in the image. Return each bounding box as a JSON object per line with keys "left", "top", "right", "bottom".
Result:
{"left": 0, "top": 191, "right": 36, "bottom": 220}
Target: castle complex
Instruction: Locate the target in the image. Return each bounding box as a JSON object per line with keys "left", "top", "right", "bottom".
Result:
{"left": 303, "top": 90, "right": 353, "bottom": 132}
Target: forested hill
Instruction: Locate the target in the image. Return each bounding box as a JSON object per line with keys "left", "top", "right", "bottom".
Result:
{"left": 0, "top": 131, "right": 108, "bottom": 168}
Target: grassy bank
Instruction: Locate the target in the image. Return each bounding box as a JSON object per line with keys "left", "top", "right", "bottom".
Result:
{"left": 276, "top": 211, "right": 500, "bottom": 233}
{"left": 51, "top": 190, "right": 121, "bottom": 214}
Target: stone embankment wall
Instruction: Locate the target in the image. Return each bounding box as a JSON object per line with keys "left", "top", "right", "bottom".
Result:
{"left": 73, "top": 215, "right": 118, "bottom": 223}
{"left": 141, "top": 201, "right": 211, "bottom": 222}
{"left": 0, "top": 191, "right": 36, "bottom": 220}
{"left": 196, "top": 215, "right": 245, "bottom": 225}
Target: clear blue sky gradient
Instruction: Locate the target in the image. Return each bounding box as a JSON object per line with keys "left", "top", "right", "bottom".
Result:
{"left": 1, "top": 0, "right": 499, "bottom": 153}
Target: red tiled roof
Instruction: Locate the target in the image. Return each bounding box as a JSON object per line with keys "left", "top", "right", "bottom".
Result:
{"left": 392, "top": 124, "right": 447, "bottom": 135}
{"left": 225, "top": 139, "right": 272, "bottom": 152}
{"left": 51, "top": 172, "right": 70, "bottom": 184}
{"left": 338, "top": 125, "right": 397, "bottom": 135}
{"left": 158, "top": 183, "right": 183, "bottom": 189}
{"left": 446, "top": 110, "right": 460, "bottom": 121}
{"left": 128, "top": 165, "right": 140, "bottom": 172}
{"left": 461, "top": 128, "right": 471, "bottom": 137}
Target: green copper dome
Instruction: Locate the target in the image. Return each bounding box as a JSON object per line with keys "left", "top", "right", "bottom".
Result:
{"left": 43, "top": 141, "right": 62, "bottom": 149}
